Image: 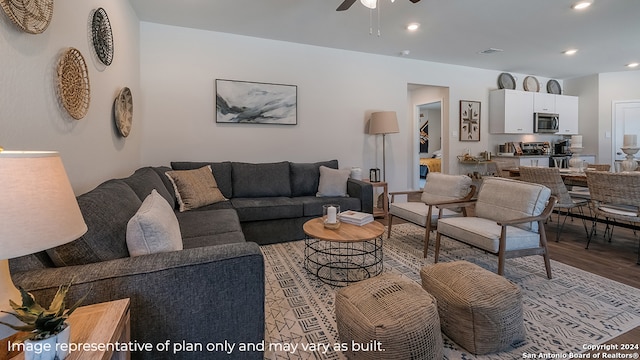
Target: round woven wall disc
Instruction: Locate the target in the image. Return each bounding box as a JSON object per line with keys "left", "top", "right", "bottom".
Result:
{"left": 57, "top": 48, "right": 91, "bottom": 120}
{"left": 91, "top": 7, "right": 114, "bottom": 66}
{"left": 115, "top": 87, "right": 133, "bottom": 137}
{"left": 0, "top": 0, "right": 53, "bottom": 34}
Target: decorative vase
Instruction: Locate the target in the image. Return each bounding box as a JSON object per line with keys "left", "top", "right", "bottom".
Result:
{"left": 24, "top": 324, "right": 71, "bottom": 360}
{"left": 621, "top": 148, "right": 639, "bottom": 171}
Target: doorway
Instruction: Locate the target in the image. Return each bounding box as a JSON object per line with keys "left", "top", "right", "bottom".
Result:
{"left": 417, "top": 101, "right": 442, "bottom": 188}
{"left": 613, "top": 100, "right": 640, "bottom": 162}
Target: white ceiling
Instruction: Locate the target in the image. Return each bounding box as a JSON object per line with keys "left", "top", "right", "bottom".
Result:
{"left": 129, "top": 0, "right": 640, "bottom": 80}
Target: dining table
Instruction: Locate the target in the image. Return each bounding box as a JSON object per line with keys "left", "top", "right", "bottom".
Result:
{"left": 507, "top": 167, "right": 588, "bottom": 187}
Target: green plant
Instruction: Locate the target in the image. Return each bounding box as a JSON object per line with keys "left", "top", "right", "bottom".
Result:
{"left": 0, "top": 282, "right": 87, "bottom": 341}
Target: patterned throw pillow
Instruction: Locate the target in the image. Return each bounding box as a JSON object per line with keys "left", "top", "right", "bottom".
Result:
{"left": 165, "top": 165, "right": 226, "bottom": 212}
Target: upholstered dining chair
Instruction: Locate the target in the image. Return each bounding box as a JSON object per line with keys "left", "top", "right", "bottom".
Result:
{"left": 387, "top": 172, "right": 475, "bottom": 257}
{"left": 585, "top": 171, "right": 640, "bottom": 264}
{"left": 435, "top": 177, "right": 557, "bottom": 278}
{"left": 519, "top": 166, "right": 590, "bottom": 242}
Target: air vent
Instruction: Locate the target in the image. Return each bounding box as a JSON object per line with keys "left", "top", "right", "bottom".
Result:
{"left": 478, "top": 48, "right": 504, "bottom": 55}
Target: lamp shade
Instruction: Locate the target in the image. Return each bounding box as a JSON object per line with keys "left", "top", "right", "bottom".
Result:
{"left": 0, "top": 151, "right": 87, "bottom": 260}
{"left": 368, "top": 111, "right": 399, "bottom": 135}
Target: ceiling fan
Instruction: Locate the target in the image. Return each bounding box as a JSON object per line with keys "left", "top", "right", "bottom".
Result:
{"left": 337, "top": 0, "right": 421, "bottom": 11}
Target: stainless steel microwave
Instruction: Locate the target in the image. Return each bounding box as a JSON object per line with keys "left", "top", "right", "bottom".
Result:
{"left": 533, "top": 112, "right": 559, "bottom": 133}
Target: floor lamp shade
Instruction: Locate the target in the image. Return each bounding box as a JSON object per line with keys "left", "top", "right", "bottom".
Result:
{"left": 368, "top": 111, "right": 399, "bottom": 182}
{"left": 0, "top": 151, "right": 87, "bottom": 339}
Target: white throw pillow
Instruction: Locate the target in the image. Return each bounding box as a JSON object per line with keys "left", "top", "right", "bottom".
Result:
{"left": 126, "top": 189, "right": 183, "bottom": 257}
{"left": 317, "top": 166, "right": 350, "bottom": 197}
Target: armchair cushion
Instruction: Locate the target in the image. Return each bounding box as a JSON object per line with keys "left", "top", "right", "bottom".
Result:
{"left": 474, "top": 177, "right": 550, "bottom": 232}
{"left": 437, "top": 217, "right": 541, "bottom": 253}
{"left": 389, "top": 202, "right": 459, "bottom": 227}
{"left": 421, "top": 173, "right": 472, "bottom": 205}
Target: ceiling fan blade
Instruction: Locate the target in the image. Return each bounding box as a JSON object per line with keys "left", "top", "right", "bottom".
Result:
{"left": 409, "top": 0, "right": 421, "bottom": 3}
{"left": 337, "top": 0, "right": 358, "bottom": 11}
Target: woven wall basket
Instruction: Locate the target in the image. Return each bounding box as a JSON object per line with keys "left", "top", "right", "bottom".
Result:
{"left": 92, "top": 7, "right": 114, "bottom": 66}
{"left": 0, "top": 0, "right": 53, "bottom": 34}
{"left": 57, "top": 48, "right": 90, "bottom": 120}
{"left": 114, "top": 87, "right": 133, "bottom": 137}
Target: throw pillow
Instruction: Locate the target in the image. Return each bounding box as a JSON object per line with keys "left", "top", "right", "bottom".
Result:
{"left": 317, "top": 166, "right": 350, "bottom": 197}
{"left": 165, "top": 165, "right": 226, "bottom": 212}
{"left": 126, "top": 189, "right": 183, "bottom": 257}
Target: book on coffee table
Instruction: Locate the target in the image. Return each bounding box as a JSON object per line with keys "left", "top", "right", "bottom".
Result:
{"left": 339, "top": 210, "right": 374, "bottom": 226}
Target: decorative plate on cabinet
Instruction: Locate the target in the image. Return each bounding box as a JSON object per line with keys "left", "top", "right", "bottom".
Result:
{"left": 523, "top": 76, "right": 540, "bottom": 92}
{"left": 0, "top": 0, "right": 53, "bottom": 34}
{"left": 547, "top": 79, "right": 562, "bottom": 94}
{"left": 91, "top": 8, "right": 114, "bottom": 66}
{"left": 57, "top": 48, "right": 91, "bottom": 120}
{"left": 114, "top": 87, "right": 133, "bottom": 137}
{"left": 497, "top": 73, "right": 516, "bottom": 90}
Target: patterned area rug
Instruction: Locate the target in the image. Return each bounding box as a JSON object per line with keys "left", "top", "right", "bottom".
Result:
{"left": 261, "top": 224, "right": 640, "bottom": 359}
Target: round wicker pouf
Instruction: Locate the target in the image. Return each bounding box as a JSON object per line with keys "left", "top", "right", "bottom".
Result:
{"left": 335, "top": 273, "right": 443, "bottom": 360}
{"left": 420, "top": 260, "right": 526, "bottom": 355}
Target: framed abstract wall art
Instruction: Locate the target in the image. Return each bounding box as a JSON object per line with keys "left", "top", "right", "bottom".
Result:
{"left": 459, "top": 100, "right": 480, "bottom": 141}
{"left": 216, "top": 79, "right": 297, "bottom": 125}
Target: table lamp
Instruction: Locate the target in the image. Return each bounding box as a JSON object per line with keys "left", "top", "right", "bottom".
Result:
{"left": 0, "top": 151, "right": 87, "bottom": 341}
{"left": 368, "top": 111, "right": 399, "bottom": 182}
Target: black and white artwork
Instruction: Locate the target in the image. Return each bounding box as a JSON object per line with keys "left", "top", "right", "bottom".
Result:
{"left": 216, "top": 79, "right": 297, "bottom": 125}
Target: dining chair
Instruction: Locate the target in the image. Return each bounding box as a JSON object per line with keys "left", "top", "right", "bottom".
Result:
{"left": 585, "top": 171, "right": 640, "bottom": 264}
{"left": 519, "top": 166, "right": 589, "bottom": 242}
{"left": 587, "top": 164, "right": 611, "bottom": 171}
{"left": 387, "top": 172, "right": 475, "bottom": 257}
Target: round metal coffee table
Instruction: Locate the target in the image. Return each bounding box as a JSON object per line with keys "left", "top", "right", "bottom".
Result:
{"left": 303, "top": 217, "right": 385, "bottom": 287}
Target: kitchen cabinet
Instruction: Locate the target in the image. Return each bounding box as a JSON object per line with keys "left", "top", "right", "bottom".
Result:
{"left": 533, "top": 93, "right": 556, "bottom": 113}
{"left": 489, "top": 89, "right": 534, "bottom": 134}
{"left": 555, "top": 95, "right": 579, "bottom": 135}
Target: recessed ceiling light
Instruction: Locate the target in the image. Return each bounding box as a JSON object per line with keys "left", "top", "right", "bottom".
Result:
{"left": 572, "top": 1, "right": 592, "bottom": 10}
{"left": 407, "top": 23, "right": 420, "bottom": 31}
{"left": 628, "top": 62, "right": 639, "bottom": 68}
{"left": 564, "top": 49, "right": 578, "bottom": 55}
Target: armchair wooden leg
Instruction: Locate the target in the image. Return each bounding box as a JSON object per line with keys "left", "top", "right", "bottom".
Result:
{"left": 387, "top": 214, "right": 394, "bottom": 239}
{"left": 423, "top": 227, "right": 431, "bottom": 258}
{"left": 539, "top": 222, "right": 553, "bottom": 279}
{"left": 434, "top": 232, "right": 442, "bottom": 263}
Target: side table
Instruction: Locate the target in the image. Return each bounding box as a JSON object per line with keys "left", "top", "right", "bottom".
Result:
{"left": 11, "top": 298, "right": 131, "bottom": 360}
{"left": 364, "top": 179, "right": 388, "bottom": 218}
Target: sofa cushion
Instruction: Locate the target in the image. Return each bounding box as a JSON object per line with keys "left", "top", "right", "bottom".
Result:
{"left": 231, "top": 197, "right": 302, "bottom": 222}
{"left": 126, "top": 190, "right": 183, "bottom": 257}
{"left": 171, "top": 161, "right": 233, "bottom": 199}
{"left": 165, "top": 166, "right": 227, "bottom": 212}
{"left": 232, "top": 161, "right": 291, "bottom": 198}
{"left": 317, "top": 166, "right": 350, "bottom": 197}
{"left": 151, "top": 166, "right": 177, "bottom": 207}
{"left": 177, "top": 208, "right": 245, "bottom": 248}
{"left": 47, "top": 180, "right": 141, "bottom": 266}
{"left": 122, "top": 167, "right": 174, "bottom": 205}
{"left": 474, "top": 177, "right": 551, "bottom": 232}
{"left": 290, "top": 160, "right": 339, "bottom": 197}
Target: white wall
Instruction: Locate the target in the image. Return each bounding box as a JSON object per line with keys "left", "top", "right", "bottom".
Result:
{"left": 140, "top": 22, "right": 560, "bottom": 191}
{"left": 564, "top": 75, "right": 599, "bottom": 160}
{"left": 0, "top": 0, "right": 141, "bottom": 194}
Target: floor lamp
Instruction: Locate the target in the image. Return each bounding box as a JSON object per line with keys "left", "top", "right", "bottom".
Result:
{"left": 368, "top": 111, "right": 399, "bottom": 182}
{"left": 0, "top": 151, "right": 87, "bottom": 352}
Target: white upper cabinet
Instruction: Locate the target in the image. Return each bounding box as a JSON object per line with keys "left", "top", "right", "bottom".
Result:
{"left": 490, "top": 89, "right": 534, "bottom": 134}
{"left": 533, "top": 93, "right": 556, "bottom": 113}
{"left": 555, "top": 95, "right": 579, "bottom": 135}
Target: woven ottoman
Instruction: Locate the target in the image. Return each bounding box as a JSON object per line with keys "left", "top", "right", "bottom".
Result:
{"left": 420, "top": 260, "right": 525, "bottom": 355}
{"left": 335, "top": 273, "right": 443, "bottom": 360}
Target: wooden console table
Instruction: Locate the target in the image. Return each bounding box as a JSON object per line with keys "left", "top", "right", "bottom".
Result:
{"left": 12, "top": 298, "right": 131, "bottom": 360}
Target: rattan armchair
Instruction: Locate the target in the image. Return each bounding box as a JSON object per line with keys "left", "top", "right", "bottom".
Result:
{"left": 585, "top": 171, "right": 640, "bottom": 264}
{"left": 519, "top": 166, "right": 589, "bottom": 242}
{"left": 388, "top": 172, "right": 475, "bottom": 257}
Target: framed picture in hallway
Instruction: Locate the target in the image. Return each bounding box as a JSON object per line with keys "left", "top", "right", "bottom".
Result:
{"left": 459, "top": 100, "right": 480, "bottom": 141}
{"left": 216, "top": 79, "right": 297, "bottom": 125}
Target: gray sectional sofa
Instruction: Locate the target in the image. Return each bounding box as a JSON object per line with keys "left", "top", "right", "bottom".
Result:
{"left": 9, "top": 159, "right": 373, "bottom": 360}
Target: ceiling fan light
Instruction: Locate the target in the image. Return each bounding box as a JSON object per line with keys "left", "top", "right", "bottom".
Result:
{"left": 360, "top": 0, "right": 377, "bottom": 9}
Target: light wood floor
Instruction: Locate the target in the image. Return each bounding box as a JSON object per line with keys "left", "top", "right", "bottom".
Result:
{"left": 381, "top": 213, "right": 640, "bottom": 349}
